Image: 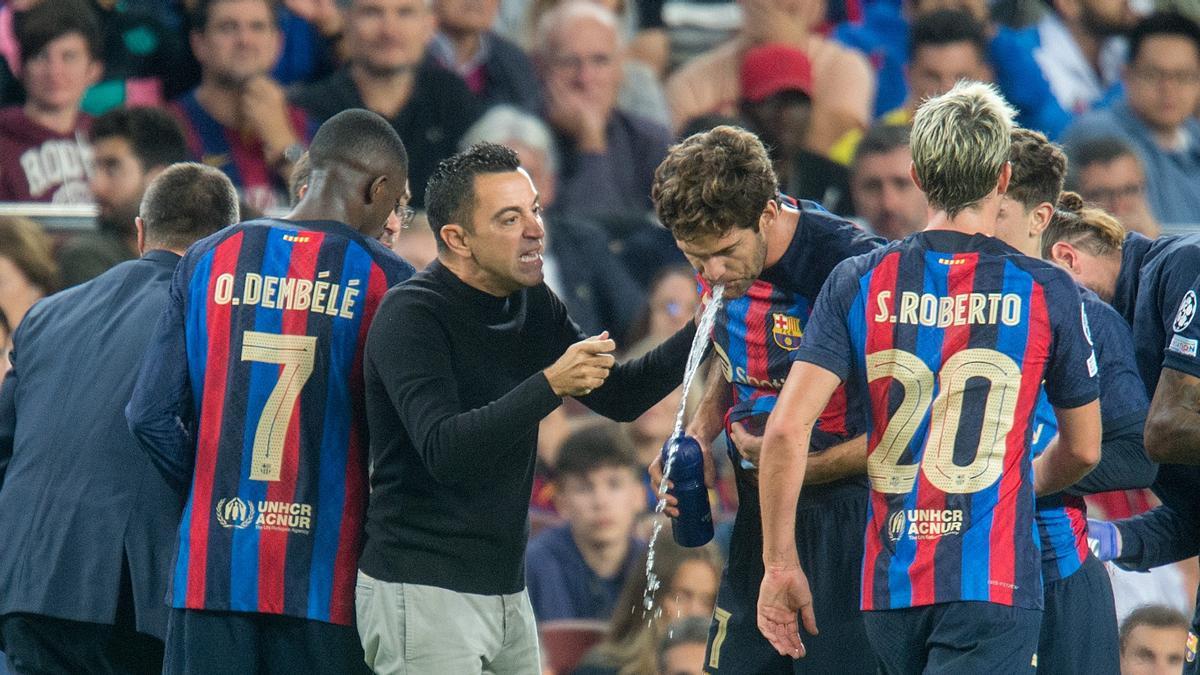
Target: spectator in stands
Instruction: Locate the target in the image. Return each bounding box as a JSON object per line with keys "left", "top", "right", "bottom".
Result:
{"left": 171, "top": 0, "right": 314, "bottom": 213}
{"left": 534, "top": 2, "right": 670, "bottom": 220}
{"left": 58, "top": 107, "right": 188, "bottom": 287}
{"left": 656, "top": 617, "right": 710, "bottom": 675}
{"left": 1067, "top": 135, "right": 1161, "bottom": 238}
{"left": 1064, "top": 13, "right": 1200, "bottom": 226}
{"left": 0, "top": 216, "right": 57, "bottom": 332}
{"left": 460, "top": 105, "right": 646, "bottom": 343}
{"left": 1033, "top": 0, "right": 1139, "bottom": 115}
{"left": 626, "top": 265, "right": 699, "bottom": 348}
{"left": 665, "top": 0, "right": 873, "bottom": 155}
{"left": 521, "top": 0, "right": 672, "bottom": 128}
{"left": 737, "top": 43, "right": 853, "bottom": 215}
{"left": 430, "top": 0, "right": 541, "bottom": 112}
{"left": 575, "top": 538, "right": 722, "bottom": 675}
{"left": 0, "top": 1, "right": 101, "bottom": 203}
{"left": 850, "top": 124, "right": 927, "bottom": 240}
{"left": 1119, "top": 605, "right": 1189, "bottom": 674}
{"left": 292, "top": 0, "right": 482, "bottom": 209}
{"left": 526, "top": 422, "right": 647, "bottom": 622}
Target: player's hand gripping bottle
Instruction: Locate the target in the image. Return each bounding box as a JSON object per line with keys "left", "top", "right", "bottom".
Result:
{"left": 661, "top": 435, "right": 714, "bottom": 547}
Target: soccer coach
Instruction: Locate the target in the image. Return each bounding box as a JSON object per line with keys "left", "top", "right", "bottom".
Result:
{"left": 356, "top": 143, "right": 698, "bottom": 673}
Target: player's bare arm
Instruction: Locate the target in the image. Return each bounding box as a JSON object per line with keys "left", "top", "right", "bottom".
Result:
{"left": 757, "top": 360, "right": 840, "bottom": 658}
{"left": 1033, "top": 400, "right": 1102, "bottom": 496}
{"left": 1144, "top": 367, "right": 1200, "bottom": 464}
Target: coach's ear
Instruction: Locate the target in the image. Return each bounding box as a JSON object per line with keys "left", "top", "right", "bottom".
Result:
{"left": 440, "top": 222, "right": 471, "bottom": 258}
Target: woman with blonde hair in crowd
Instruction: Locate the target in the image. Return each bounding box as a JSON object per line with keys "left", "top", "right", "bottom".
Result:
{"left": 574, "top": 536, "right": 722, "bottom": 675}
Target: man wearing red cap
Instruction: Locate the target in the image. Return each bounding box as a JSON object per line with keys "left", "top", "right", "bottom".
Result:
{"left": 738, "top": 43, "right": 854, "bottom": 217}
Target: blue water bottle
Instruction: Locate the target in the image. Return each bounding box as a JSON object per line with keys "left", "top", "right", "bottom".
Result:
{"left": 661, "top": 435, "right": 714, "bottom": 547}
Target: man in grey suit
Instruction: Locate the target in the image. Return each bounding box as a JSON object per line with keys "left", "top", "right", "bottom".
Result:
{"left": 0, "top": 163, "right": 240, "bottom": 674}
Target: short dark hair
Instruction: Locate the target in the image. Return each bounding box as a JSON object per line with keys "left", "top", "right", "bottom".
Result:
{"left": 553, "top": 422, "right": 640, "bottom": 482}
{"left": 190, "top": 0, "right": 279, "bottom": 32}
{"left": 139, "top": 163, "right": 240, "bottom": 250}
{"left": 657, "top": 617, "right": 712, "bottom": 672}
{"left": 1065, "top": 136, "right": 1142, "bottom": 191}
{"left": 425, "top": 143, "right": 521, "bottom": 251}
{"left": 1128, "top": 12, "right": 1200, "bottom": 64}
{"left": 1119, "top": 605, "right": 1190, "bottom": 653}
{"left": 16, "top": 0, "right": 101, "bottom": 64}
{"left": 91, "top": 107, "right": 189, "bottom": 172}
{"left": 652, "top": 125, "right": 777, "bottom": 242}
{"left": 1007, "top": 127, "right": 1067, "bottom": 210}
{"left": 307, "top": 108, "right": 409, "bottom": 184}
{"left": 853, "top": 123, "right": 911, "bottom": 168}
{"left": 909, "top": 9, "right": 988, "bottom": 62}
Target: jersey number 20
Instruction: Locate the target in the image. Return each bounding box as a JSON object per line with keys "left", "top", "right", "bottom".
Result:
{"left": 866, "top": 347, "right": 1022, "bottom": 495}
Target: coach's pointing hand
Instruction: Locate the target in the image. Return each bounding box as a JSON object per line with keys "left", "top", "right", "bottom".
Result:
{"left": 544, "top": 332, "right": 617, "bottom": 397}
{"left": 757, "top": 562, "right": 818, "bottom": 660}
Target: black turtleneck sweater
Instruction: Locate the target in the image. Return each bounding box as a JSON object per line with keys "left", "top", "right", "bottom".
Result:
{"left": 360, "top": 259, "right": 696, "bottom": 595}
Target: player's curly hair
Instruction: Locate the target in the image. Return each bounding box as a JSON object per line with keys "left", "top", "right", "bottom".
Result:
{"left": 1040, "top": 191, "right": 1126, "bottom": 259}
{"left": 651, "top": 126, "right": 777, "bottom": 242}
{"left": 1007, "top": 128, "right": 1067, "bottom": 211}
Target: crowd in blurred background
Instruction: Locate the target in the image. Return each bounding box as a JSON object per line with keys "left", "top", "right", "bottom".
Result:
{"left": 1, "top": 0, "right": 1199, "bottom": 672}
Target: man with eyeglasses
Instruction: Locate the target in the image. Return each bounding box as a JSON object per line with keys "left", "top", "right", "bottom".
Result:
{"left": 1067, "top": 136, "right": 1161, "bottom": 238}
{"left": 533, "top": 2, "right": 671, "bottom": 222}
{"left": 1064, "top": 12, "right": 1200, "bottom": 227}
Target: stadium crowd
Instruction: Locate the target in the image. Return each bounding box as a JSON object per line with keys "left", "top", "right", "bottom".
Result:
{"left": 1, "top": 0, "right": 1200, "bottom": 673}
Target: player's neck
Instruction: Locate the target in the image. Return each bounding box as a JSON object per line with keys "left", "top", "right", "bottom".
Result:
{"left": 762, "top": 204, "right": 798, "bottom": 270}
{"left": 572, "top": 530, "right": 631, "bottom": 579}
{"left": 925, "top": 198, "right": 1001, "bottom": 238}
{"left": 23, "top": 100, "right": 80, "bottom": 135}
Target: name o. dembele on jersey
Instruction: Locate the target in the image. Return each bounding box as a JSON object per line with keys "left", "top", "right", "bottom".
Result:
{"left": 792, "top": 231, "right": 1099, "bottom": 611}
{"left": 128, "top": 218, "right": 414, "bottom": 627}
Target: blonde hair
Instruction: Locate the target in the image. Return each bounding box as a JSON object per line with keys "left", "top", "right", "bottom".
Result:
{"left": 1040, "top": 191, "right": 1126, "bottom": 259}
{"left": 910, "top": 81, "right": 1015, "bottom": 217}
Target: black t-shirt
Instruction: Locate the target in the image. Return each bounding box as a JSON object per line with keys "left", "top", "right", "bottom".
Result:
{"left": 360, "top": 260, "right": 695, "bottom": 594}
{"left": 289, "top": 60, "right": 483, "bottom": 208}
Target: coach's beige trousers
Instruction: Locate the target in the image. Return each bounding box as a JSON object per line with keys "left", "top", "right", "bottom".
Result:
{"left": 355, "top": 570, "right": 541, "bottom": 674}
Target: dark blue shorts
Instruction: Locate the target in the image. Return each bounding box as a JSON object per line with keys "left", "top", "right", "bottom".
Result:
{"left": 863, "top": 601, "right": 1041, "bottom": 675}
{"left": 703, "top": 479, "right": 875, "bottom": 674}
{"left": 1038, "top": 554, "right": 1118, "bottom": 674}
{"left": 163, "top": 608, "right": 369, "bottom": 675}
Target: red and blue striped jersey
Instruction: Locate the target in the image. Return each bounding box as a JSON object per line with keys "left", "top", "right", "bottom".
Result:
{"left": 127, "top": 218, "right": 413, "bottom": 625}
{"left": 704, "top": 196, "right": 881, "bottom": 464}
{"left": 794, "top": 231, "right": 1099, "bottom": 611}
{"left": 1031, "top": 289, "right": 1148, "bottom": 584}
{"left": 170, "top": 91, "right": 317, "bottom": 213}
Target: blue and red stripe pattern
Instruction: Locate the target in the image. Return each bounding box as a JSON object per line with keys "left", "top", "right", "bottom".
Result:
{"left": 794, "top": 231, "right": 1099, "bottom": 611}
{"left": 702, "top": 196, "right": 881, "bottom": 466}
{"left": 170, "top": 92, "right": 316, "bottom": 213}
{"left": 167, "top": 218, "right": 410, "bottom": 625}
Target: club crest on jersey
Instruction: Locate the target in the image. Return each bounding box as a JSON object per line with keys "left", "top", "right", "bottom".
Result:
{"left": 771, "top": 313, "right": 803, "bottom": 350}
{"left": 215, "top": 497, "right": 255, "bottom": 529}
{"left": 1174, "top": 291, "right": 1196, "bottom": 333}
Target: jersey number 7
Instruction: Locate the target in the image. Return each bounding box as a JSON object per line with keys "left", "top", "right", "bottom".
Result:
{"left": 241, "top": 330, "right": 318, "bottom": 482}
